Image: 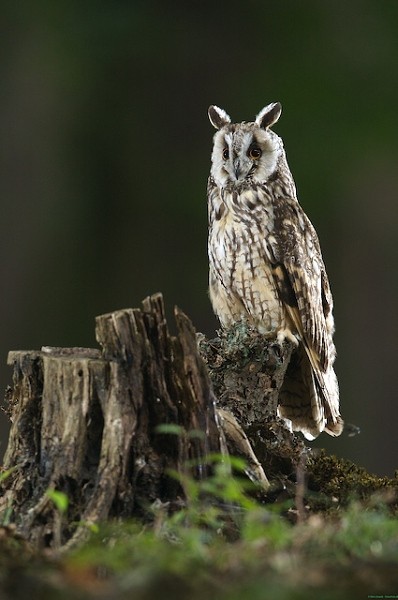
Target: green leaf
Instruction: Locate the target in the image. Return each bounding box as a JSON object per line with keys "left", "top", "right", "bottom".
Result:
{"left": 46, "top": 489, "right": 69, "bottom": 514}
{"left": 0, "top": 466, "right": 17, "bottom": 483}
{"left": 155, "top": 423, "right": 184, "bottom": 436}
{"left": 187, "top": 429, "right": 205, "bottom": 440}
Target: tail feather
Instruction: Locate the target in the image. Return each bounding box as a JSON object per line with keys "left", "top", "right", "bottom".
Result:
{"left": 278, "top": 345, "right": 343, "bottom": 440}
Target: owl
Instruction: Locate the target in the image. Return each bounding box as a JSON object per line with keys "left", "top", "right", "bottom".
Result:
{"left": 207, "top": 102, "right": 343, "bottom": 440}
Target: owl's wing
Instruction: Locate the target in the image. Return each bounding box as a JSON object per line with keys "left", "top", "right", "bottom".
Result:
{"left": 267, "top": 197, "right": 334, "bottom": 373}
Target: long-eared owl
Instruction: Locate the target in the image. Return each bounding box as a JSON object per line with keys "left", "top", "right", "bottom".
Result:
{"left": 207, "top": 102, "right": 343, "bottom": 440}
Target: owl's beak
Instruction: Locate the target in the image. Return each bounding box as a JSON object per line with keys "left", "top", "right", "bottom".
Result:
{"left": 233, "top": 159, "right": 242, "bottom": 180}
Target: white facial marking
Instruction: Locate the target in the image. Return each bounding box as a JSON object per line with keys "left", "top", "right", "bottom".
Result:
{"left": 210, "top": 123, "right": 282, "bottom": 187}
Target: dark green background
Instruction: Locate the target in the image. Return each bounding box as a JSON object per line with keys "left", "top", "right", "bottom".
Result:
{"left": 1, "top": 1, "right": 397, "bottom": 475}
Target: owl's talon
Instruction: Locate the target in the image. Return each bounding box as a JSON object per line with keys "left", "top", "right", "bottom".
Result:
{"left": 276, "top": 328, "right": 299, "bottom": 347}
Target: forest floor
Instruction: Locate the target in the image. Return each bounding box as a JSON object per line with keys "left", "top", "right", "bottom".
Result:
{"left": 1, "top": 451, "right": 398, "bottom": 600}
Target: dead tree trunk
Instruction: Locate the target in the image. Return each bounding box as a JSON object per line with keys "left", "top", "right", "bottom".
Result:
{"left": 0, "top": 293, "right": 301, "bottom": 550}
{"left": 199, "top": 325, "right": 306, "bottom": 472}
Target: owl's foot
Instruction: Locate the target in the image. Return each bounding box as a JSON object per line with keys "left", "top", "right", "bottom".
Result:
{"left": 276, "top": 327, "right": 299, "bottom": 347}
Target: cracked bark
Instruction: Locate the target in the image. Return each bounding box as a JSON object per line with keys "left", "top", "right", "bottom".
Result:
{"left": 0, "top": 293, "right": 301, "bottom": 550}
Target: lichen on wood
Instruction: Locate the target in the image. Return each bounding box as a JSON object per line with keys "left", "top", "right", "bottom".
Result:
{"left": 199, "top": 322, "right": 306, "bottom": 476}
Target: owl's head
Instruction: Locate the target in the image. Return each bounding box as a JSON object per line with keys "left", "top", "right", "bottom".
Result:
{"left": 208, "top": 103, "right": 283, "bottom": 187}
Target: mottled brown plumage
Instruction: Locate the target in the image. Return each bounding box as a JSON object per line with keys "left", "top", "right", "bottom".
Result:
{"left": 207, "top": 103, "right": 343, "bottom": 439}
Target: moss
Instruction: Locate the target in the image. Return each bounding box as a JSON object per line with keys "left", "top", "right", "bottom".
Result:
{"left": 307, "top": 450, "right": 398, "bottom": 510}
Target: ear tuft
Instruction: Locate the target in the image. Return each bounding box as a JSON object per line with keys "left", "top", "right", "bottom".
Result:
{"left": 255, "top": 102, "right": 282, "bottom": 129}
{"left": 208, "top": 105, "right": 231, "bottom": 130}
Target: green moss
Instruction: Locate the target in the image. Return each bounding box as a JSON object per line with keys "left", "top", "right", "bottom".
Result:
{"left": 2, "top": 456, "right": 398, "bottom": 599}
{"left": 307, "top": 451, "right": 398, "bottom": 509}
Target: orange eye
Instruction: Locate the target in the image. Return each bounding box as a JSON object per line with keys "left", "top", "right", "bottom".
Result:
{"left": 249, "top": 146, "right": 262, "bottom": 160}
{"left": 222, "top": 147, "right": 229, "bottom": 160}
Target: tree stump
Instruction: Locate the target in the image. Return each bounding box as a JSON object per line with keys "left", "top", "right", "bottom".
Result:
{"left": 199, "top": 325, "right": 306, "bottom": 474}
{"left": 0, "top": 293, "right": 302, "bottom": 550}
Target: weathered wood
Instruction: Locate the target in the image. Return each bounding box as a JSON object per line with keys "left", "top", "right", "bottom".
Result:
{"left": 0, "top": 295, "right": 226, "bottom": 549}
{"left": 0, "top": 293, "right": 300, "bottom": 551}
{"left": 200, "top": 322, "right": 306, "bottom": 471}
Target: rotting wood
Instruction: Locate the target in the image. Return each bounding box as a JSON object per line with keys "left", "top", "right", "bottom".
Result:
{"left": 0, "top": 293, "right": 300, "bottom": 551}
{"left": 199, "top": 324, "right": 306, "bottom": 471}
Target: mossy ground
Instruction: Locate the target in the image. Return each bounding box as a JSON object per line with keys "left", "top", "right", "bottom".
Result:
{"left": 1, "top": 453, "right": 398, "bottom": 600}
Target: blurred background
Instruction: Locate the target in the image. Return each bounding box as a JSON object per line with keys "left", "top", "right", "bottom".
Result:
{"left": 1, "top": 1, "right": 397, "bottom": 476}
